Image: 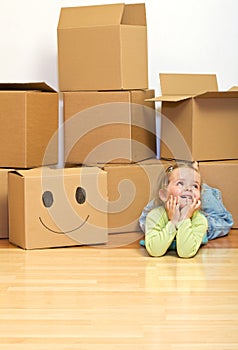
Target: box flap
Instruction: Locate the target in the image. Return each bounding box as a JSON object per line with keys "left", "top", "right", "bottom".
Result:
{"left": 58, "top": 3, "right": 125, "bottom": 29}
{"left": 121, "top": 3, "right": 146, "bottom": 25}
{"left": 0, "top": 82, "right": 56, "bottom": 92}
{"left": 159, "top": 73, "right": 218, "bottom": 95}
{"left": 147, "top": 90, "right": 238, "bottom": 102}
{"left": 146, "top": 94, "right": 194, "bottom": 102}
{"left": 12, "top": 166, "right": 104, "bottom": 178}
{"left": 195, "top": 90, "right": 238, "bottom": 98}
{"left": 8, "top": 170, "right": 24, "bottom": 178}
{"left": 10, "top": 168, "right": 46, "bottom": 178}
{"left": 65, "top": 166, "right": 103, "bottom": 175}
{"left": 146, "top": 73, "right": 219, "bottom": 102}
{"left": 228, "top": 86, "right": 238, "bottom": 91}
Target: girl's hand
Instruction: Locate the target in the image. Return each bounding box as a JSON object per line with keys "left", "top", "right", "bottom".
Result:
{"left": 166, "top": 195, "right": 180, "bottom": 226}
{"left": 180, "top": 198, "right": 201, "bottom": 220}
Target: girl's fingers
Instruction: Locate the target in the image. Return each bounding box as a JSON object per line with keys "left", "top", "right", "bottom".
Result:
{"left": 194, "top": 199, "right": 201, "bottom": 210}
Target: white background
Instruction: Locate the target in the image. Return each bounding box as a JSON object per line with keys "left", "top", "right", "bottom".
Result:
{"left": 0, "top": 0, "right": 238, "bottom": 159}
{"left": 1, "top": 0, "right": 238, "bottom": 92}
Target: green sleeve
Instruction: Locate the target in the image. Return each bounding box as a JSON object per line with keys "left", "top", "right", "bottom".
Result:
{"left": 145, "top": 206, "right": 177, "bottom": 257}
{"left": 145, "top": 207, "right": 208, "bottom": 258}
{"left": 176, "top": 211, "right": 208, "bottom": 258}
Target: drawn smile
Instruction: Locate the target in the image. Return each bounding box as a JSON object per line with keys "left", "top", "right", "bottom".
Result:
{"left": 39, "top": 215, "right": 89, "bottom": 234}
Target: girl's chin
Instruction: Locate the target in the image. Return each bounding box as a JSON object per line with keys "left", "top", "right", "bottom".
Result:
{"left": 178, "top": 198, "right": 193, "bottom": 207}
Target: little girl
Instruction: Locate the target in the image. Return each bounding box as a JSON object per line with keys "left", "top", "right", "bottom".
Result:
{"left": 145, "top": 163, "right": 208, "bottom": 258}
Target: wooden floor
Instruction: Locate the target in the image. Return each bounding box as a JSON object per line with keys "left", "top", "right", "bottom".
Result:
{"left": 1, "top": 230, "right": 238, "bottom": 350}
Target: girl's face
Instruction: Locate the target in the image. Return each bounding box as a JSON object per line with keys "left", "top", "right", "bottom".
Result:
{"left": 165, "top": 167, "right": 201, "bottom": 208}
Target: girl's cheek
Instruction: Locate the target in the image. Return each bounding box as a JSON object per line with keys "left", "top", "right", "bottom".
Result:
{"left": 173, "top": 190, "right": 180, "bottom": 197}
{"left": 196, "top": 190, "right": 201, "bottom": 199}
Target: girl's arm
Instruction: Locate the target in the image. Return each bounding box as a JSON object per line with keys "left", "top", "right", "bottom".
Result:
{"left": 176, "top": 211, "right": 208, "bottom": 258}
{"left": 145, "top": 207, "right": 177, "bottom": 257}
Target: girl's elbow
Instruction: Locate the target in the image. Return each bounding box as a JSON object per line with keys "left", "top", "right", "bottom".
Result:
{"left": 177, "top": 246, "right": 198, "bottom": 258}
{"left": 145, "top": 242, "right": 167, "bottom": 257}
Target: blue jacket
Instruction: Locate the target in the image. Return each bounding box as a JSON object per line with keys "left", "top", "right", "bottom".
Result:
{"left": 139, "top": 183, "right": 233, "bottom": 241}
{"left": 201, "top": 183, "right": 233, "bottom": 240}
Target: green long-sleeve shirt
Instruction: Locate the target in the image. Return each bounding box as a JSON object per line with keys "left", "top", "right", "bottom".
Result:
{"left": 145, "top": 206, "right": 208, "bottom": 258}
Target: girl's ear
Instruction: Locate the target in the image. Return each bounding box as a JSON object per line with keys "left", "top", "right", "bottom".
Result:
{"left": 159, "top": 188, "right": 168, "bottom": 202}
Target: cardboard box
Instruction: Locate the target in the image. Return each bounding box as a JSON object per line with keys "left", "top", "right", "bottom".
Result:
{"left": 0, "top": 169, "right": 13, "bottom": 238}
{"left": 95, "top": 158, "right": 169, "bottom": 233}
{"left": 229, "top": 86, "right": 238, "bottom": 91}
{"left": 64, "top": 90, "right": 156, "bottom": 165}
{"left": 199, "top": 160, "right": 238, "bottom": 228}
{"left": 57, "top": 3, "right": 148, "bottom": 91}
{"left": 0, "top": 83, "right": 58, "bottom": 168}
{"left": 8, "top": 167, "right": 108, "bottom": 249}
{"left": 150, "top": 73, "right": 238, "bottom": 161}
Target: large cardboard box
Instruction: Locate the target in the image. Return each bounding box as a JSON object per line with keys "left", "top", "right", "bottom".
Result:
{"left": 57, "top": 3, "right": 148, "bottom": 91}
{"left": 0, "top": 169, "right": 13, "bottom": 238}
{"left": 0, "top": 83, "right": 58, "bottom": 168}
{"left": 64, "top": 90, "right": 156, "bottom": 165}
{"left": 8, "top": 167, "right": 108, "bottom": 249}
{"left": 150, "top": 73, "right": 238, "bottom": 161}
{"left": 96, "top": 158, "right": 169, "bottom": 233}
{"left": 199, "top": 160, "right": 238, "bottom": 228}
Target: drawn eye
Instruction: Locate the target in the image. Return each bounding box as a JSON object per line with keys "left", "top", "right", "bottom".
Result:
{"left": 75, "top": 187, "right": 86, "bottom": 204}
{"left": 42, "top": 191, "right": 54, "bottom": 208}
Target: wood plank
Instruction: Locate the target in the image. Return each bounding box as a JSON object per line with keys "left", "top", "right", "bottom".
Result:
{"left": 0, "top": 230, "right": 237, "bottom": 349}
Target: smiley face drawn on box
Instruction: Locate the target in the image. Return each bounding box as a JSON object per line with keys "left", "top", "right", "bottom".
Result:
{"left": 40, "top": 167, "right": 108, "bottom": 245}
{"left": 8, "top": 167, "right": 108, "bottom": 249}
{"left": 39, "top": 186, "right": 89, "bottom": 233}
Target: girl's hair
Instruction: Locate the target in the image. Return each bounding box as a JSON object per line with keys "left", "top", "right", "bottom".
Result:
{"left": 153, "top": 161, "right": 200, "bottom": 207}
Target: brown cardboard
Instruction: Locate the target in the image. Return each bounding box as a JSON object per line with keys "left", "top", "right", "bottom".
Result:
{"left": 199, "top": 160, "right": 238, "bottom": 228}
{"left": 8, "top": 167, "right": 108, "bottom": 249}
{"left": 149, "top": 73, "right": 238, "bottom": 161}
{"left": 0, "top": 83, "right": 58, "bottom": 168}
{"left": 64, "top": 90, "right": 156, "bottom": 165}
{"left": 57, "top": 3, "right": 148, "bottom": 91}
{"left": 95, "top": 158, "right": 169, "bottom": 233}
{"left": 0, "top": 169, "right": 13, "bottom": 238}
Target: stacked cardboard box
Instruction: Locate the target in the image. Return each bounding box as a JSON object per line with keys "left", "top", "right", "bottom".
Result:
{"left": 0, "top": 82, "right": 58, "bottom": 168}
{"left": 63, "top": 89, "right": 156, "bottom": 165}
{"left": 199, "top": 160, "right": 238, "bottom": 228}
{"left": 2, "top": 3, "right": 158, "bottom": 248}
{"left": 1, "top": 82, "right": 108, "bottom": 249}
{"left": 89, "top": 158, "right": 170, "bottom": 233}
{"left": 58, "top": 3, "right": 156, "bottom": 165}
{"left": 0, "top": 82, "right": 58, "bottom": 240}
{"left": 58, "top": 3, "right": 149, "bottom": 91}
{"left": 150, "top": 73, "right": 238, "bottom": 162}
{"left": 0, "top": 169, "right": 13, "bottom": 238}
{"left": 57, "top": 2, "right": 158, "bottom": 235}
{"left": 0, "top": 83, "right": 108, "bottom": 249}
{"left": 149, "top": 73, "right": 238, "bottom": 228}
{"left": 8, "top": 167, "right": 108, "bottom": 249}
